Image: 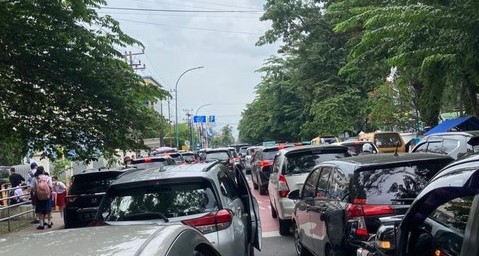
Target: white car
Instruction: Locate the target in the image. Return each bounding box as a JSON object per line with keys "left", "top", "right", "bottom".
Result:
{"left": 96, "top": 162, "right": 261, "bottom": 256}
{"left": 0, "top": 223, "right": 221, "bottom": 256}
{"left": 268, "top": 145, "right": 350, "bottom": 235}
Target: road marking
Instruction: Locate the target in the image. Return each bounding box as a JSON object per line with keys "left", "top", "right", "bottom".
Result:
{"left": 262, "top": 231, "right": 281, "bottom": 238}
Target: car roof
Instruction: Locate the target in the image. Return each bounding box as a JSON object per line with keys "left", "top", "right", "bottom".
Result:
{"left": 321, "top": 153, "right": 454, "bottom": 170}
{"left": 424, "top": 130, "right": 479, "bottom": 137}
{"left": 113, "top": 162, "right": 219, "bottom": 185}
{"left": 280, "top": 145, "right": 348, "bottom": 154}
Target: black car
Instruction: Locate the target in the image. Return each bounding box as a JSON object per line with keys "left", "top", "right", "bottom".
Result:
{"left": 64, "top": 169, "right": 127, "bottom": 228}
{"left": 357, "top": 154, "right": 479, "bottom": 256}
{"left": 288, "top": 153, "right": 454, "bottom": 256}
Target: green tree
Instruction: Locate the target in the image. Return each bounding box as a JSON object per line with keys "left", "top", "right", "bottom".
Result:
{"left": 0, "top": 0, "right": 169, "bottom": 162}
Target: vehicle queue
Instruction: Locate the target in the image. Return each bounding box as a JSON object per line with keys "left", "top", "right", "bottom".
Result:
{"left": 2, "top": 130, "right": 479, "bottom": 256}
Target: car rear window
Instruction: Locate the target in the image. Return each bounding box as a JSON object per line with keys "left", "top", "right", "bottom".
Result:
{"left": 102, "top": 180, "right": 218, "bottom": 221}
{"left": 262, "top": 149, "right": 279, "bottom": 160}
{"left": 69, "top": 172, "right": 122, "bottom": 195}
{"left": 284, "top": 151, "right": 348, "bottom": 175}
{"left": 205, "top": 151, "right": 229, "bottom": 161}
{"left": 131, "top": 158, "right": 176, "bottom": 169}
{"left": 351, "top": 161, "right": 450, "bottom": 205}
{"left": 375, "top": 133, "right": 403, "bottom": 148}
{"left": 344, "top": 143, "right": 375, "bottom": 156}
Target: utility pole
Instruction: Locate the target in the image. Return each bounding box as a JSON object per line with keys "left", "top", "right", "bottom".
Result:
{"left": 183, "top": 109, "right": 193, "bottom": 151}
{"left": 123, "top": 50, "right": 146, "bottom": 70}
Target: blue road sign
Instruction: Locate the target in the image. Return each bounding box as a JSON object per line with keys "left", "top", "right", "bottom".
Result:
{"left": 193, "top": 115, "right": 206, "bottom": 123}
{"left": 208, "top": 115, "right": 215, "bottom": 123}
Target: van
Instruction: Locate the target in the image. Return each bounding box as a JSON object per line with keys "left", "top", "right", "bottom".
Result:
{"left": 359, "top": 131, "right": 405, "bottom": 153}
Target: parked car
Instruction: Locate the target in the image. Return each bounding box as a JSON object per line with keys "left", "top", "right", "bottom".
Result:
{"left": 268, "top": 145, "right": 351, "bottom": 235}
{"left": 229, "top": 143, "right": 250, "bottom": 154}
{"left": 244, "top": 146, "right": 259, "bottom": 174}
{"left": 128, "top": 155, "right": 177, "bottom": 168}
{"left": 201, "top": 148, "right": 234, "bottom": 170}
{"left": 0, "top": 223, "right": 221, "bottom": 256}
{"left": 336, "top": 140, "right": 379, "bottom": 156}
{"left": 96, "top": 161, "right": 261, "bottom": 256}
{"left": 251, "top": 145, "right": 290, "bottom": 195}
{"left": 165, "top": 152, "right": 185, "bottom": 164}
{"left": 356, "top": 154, "right": 479, "bottom": 256}
{"left": 64, "top": 168, "right": 130, "bottom": 228}
{"left": 288, "top": 153, "right": 454, "bottom": 256}
{"left": 227, "top": 147, "right": 244, "bottom": 171}
{"left": 412, "top": 131, "right": 479, "bottom": 159}
{"left": 359, "top": 131, "right": 406, "bottom": 153}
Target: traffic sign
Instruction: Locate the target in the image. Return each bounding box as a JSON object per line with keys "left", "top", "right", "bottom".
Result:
{"left": 193, "top": 115, "right": 206, "bottom": 123}
{"left": 208, "top": 115, "right": 215, "bottom": 123}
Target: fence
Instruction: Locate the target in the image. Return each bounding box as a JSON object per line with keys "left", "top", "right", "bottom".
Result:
{"left": 0, "top": 184, "right": 35, "bottom": 234}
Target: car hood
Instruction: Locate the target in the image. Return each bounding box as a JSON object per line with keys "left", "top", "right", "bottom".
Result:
{"left": 0, "top": 224, "right": 182, "bottom": 256}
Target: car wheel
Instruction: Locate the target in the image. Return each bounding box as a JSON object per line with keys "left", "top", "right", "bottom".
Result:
{"left": 270, "top": 201, "right": 277, "bottom": 218}
{"left": 279, "top": 218, "right": 290, "bottom": 236}
{"left": 294, "top": 222, "right": 307, "bottom": 256}
{"left": 325, "top": 245, "right": 336, "bottom": 256}
{"left": 251, "top": 173, "right": 258, "bottom": 190}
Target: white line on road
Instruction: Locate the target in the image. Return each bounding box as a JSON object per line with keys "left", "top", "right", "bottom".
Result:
{"left": 262, "top": 231, "right": 281, "bottom": 238}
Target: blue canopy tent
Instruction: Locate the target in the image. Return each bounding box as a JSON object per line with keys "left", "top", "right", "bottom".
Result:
{"left": 424, "top": 116, "right": 479, "bottom": 136}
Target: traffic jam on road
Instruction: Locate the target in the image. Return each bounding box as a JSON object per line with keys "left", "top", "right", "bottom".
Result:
{"left": 3, "top": 134, "right": 479, "bottom": 256}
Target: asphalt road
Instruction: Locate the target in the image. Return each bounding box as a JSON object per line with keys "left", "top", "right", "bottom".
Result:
{"left": 247, "top": 171, "right": 297, "bottom": 256}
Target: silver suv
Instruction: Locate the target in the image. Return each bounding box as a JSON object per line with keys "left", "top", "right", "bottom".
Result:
{"left": 268, "top": 145, "right": 350, "bottom": 235}
{"left": 96, "top": 161, "right": 261, "bottom": 256}
{"left": 412, "top": 131, "right": 479, "bottom": 159}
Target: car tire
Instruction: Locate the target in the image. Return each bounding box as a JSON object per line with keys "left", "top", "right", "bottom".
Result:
{"left": 270, "top": 201, "right": 277, "bottom": 218}
{"left": 252, "top": 173, "right": 258, "bottom": 190}
{"left": 279, "top": 218, "right": 290, "bottom": 236}
{"left": 294, "top": 222, "right": 308, "bottom": 256}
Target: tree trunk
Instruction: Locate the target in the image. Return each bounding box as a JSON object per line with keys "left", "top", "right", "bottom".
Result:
{"left": 463, "top": 74, "right": 479, "bottom": 117}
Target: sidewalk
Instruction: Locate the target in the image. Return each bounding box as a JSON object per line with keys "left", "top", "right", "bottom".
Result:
{"left": 0, "top": 211, "right": 64, "bottom": 238}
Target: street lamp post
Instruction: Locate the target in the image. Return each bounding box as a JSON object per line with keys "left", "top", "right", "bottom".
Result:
{"left": 175, "top": 66, "right": 204, "bottom": 149}
{"left": 194, "top": 104, "right": 212, "bottom": 150}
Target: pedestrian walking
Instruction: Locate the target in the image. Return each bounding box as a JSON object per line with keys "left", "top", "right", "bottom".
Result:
{"left": 27, "top": 162, "right": 41, "bottom": 224}
{"left": 52, "top": 176, "right": 67, "bottom": 218}
{"left": 30, "top": 166, "right": 53, "bottom": 229}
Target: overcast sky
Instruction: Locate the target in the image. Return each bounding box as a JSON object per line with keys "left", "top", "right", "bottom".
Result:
{"left": 102, "top": 0, "right": 277, "bottom": 140}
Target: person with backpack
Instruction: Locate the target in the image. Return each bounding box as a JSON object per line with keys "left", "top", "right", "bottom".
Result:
{"left": 30, "top": 166, "right": 53, "bottom": 230}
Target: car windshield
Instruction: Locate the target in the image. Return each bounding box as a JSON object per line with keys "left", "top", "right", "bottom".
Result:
{"left": 101, "top": 180, "right": 218, "bottom": 221}
{"left": 375, "top": 133, "right": 403, "bottom": 148}
{"left": 351, "top": 161, "right": 449, "bottom": 205}
{"left": 284, "top": 151, "right": 348, "bottom": 175}
{"left": 69, "top": 172, "right": 122, "bottom": 194}
{"left": 205, "top": 152, "right": 229, "bottom": 161}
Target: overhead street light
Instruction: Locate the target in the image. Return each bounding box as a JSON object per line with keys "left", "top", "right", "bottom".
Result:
{"left": 175, "top": 66, "right": 204, "bottom": 149}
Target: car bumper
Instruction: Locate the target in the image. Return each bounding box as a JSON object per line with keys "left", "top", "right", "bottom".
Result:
{"left": 64, "top": 207, "right": 98, "bottom": 227}
{"left": 277, "top": 197, "right": 295, "bottom": 220}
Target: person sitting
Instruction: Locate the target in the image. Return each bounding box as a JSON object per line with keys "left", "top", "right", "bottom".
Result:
{"left": 360, "top": 143, "right": 374, "bottom": 155}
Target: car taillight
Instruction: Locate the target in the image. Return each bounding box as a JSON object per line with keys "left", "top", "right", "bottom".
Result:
{"left": 182, "top": 209, "right": 232, "bottom": 234}
{"left": 346, "top": 203, "right": 394, "bottom": 238}
{"left": 278, "top": 174, "right": 290, "bottom": 197}
{"left": 66, "top": 196, "right": 77, "bottom": 204}
{"left": 259, "top": 160, "right": 273, "bottom": 168}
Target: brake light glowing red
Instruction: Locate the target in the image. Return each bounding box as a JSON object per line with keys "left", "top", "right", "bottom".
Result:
{"left": 181, "top": 209, "right": 232, "bottom": 234}
{"left": 346, "top": 203, "right": 394, "bottom": 239}
{"left": 144, "top": 158, "right": 152, "bottom": 163}
{"left": 278, "top": 174, "right": 290, "bottom": 197}
{"left": 363, "top": 205, "right": 394, "bottom": 216}
{"left": 259, "top": 160, "right": 273, "bottom": 168}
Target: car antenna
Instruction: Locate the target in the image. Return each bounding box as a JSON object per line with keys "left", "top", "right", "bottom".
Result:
{"left": 394, "top": 141, "right": 400, "bottom": 156}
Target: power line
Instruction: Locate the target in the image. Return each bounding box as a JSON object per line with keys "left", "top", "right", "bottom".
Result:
{"left": 116, "top": 18, "right": 263, "bottom": 35}
{"left": 101, "top": 6, "right": 264, "bottom": 13}
{"left": 98, "top": 11, "right": 261, "bottom": 19}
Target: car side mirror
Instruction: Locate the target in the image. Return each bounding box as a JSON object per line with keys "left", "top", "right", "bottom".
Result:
{"left": 375, "top": 224, "right": 397, "bottom": 253}
{"left": 288, "top": 189, "right": 300, "bottom": 200}
{"left": 345, "top": 219, "right": 359, "bottom": 242}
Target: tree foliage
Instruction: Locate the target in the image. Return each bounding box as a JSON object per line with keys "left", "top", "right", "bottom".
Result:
{"left": 239, "top": 0, "right": 479, "bottom": 141}
{"left": 0, "top": 0, "right": 168, "bottom": 162}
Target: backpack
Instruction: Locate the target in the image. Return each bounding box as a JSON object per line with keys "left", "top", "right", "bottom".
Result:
{"left": 36, "top": 177, "right": 51, "bottom": 200}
